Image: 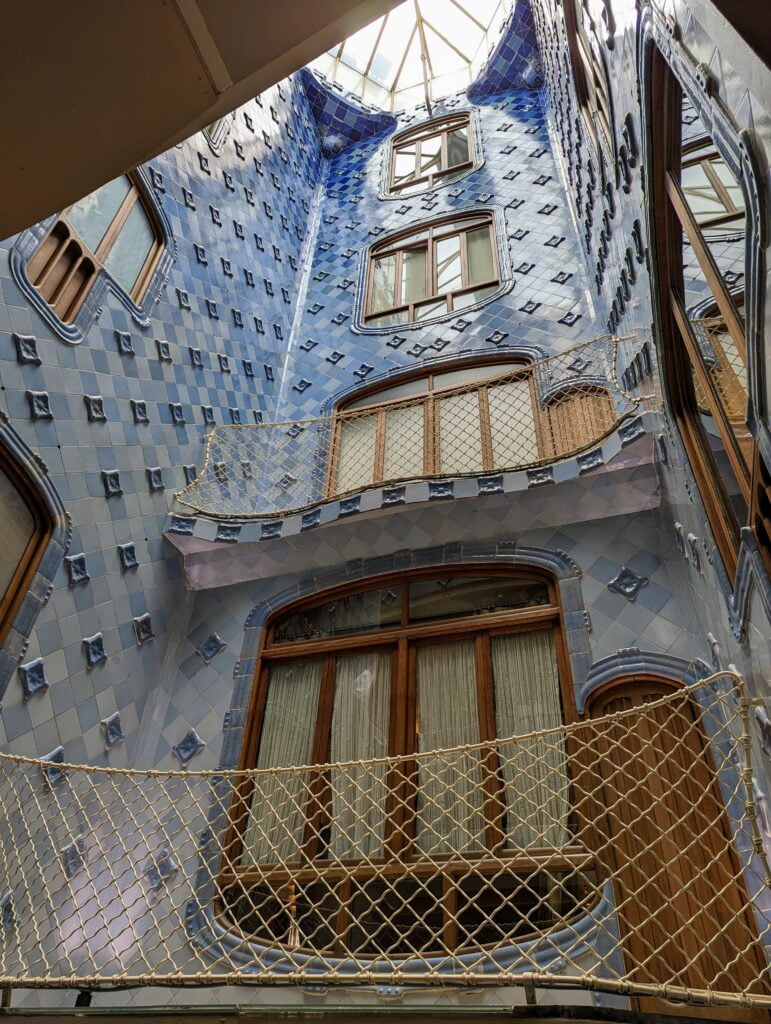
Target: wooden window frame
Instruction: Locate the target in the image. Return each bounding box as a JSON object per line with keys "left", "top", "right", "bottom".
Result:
{"left": 387, "top": 113, "right": 474, "bottom": 196}
{"left": 219, "top": 566, "right": 583, "bottom": 953}
{"left": 649, "top": 50, "right": 756, "bottom": 576}
{"left": 325, "top": 360, "right": 617, "bottom": 497}
{"left": 563, "top": 0, "right": 613, "bottom": 156}
{"left": 364, "top": 212, "right": 500, "bottom": 325}
{"left": 26, "top": 173, "right": 164, "bottom": 325}
{"left": 0, "top": 449, "right": 52, "bottom": 649}
{"left": 681, "top": 139, "right": 745, "bottom": 230}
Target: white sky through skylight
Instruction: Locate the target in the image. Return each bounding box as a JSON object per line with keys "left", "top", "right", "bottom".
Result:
{"left": 311, "top": 0, "right": 514, "bottom": 112}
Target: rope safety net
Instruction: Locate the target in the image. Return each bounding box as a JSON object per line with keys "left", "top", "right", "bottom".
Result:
{"left": 1, "top": 671, "right": 771, "bottom": 1009}
{"left": 174, "top": 334, "right": 643, "bottom": 519}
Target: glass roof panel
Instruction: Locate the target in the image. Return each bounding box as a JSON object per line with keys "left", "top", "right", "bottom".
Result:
{"left": 311, "top": 0, "right": 514, "bottom": 112}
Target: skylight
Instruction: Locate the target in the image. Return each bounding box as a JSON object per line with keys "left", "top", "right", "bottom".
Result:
{"left": 311, "top": 0, "right": 514, "bottom": 112}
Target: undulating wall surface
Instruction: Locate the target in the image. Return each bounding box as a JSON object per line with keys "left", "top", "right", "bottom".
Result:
{"left": 1, "top": 0, "right": 770, "bottom": 1012}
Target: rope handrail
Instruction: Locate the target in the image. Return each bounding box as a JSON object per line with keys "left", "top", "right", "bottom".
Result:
{"left": 2, "top": 670, "right": 771, "bottom": 1009}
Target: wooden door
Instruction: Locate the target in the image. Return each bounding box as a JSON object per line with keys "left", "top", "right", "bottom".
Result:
{"left": 585, "top": 680, "right": 768, "bottom": 1021}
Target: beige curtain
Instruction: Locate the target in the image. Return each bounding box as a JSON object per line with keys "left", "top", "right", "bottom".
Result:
{"left": 383, "top": 403, "right": 425, "bottom": 481}
{"left": 415, "top": 641, "right": 486, "bottom": 855}
{"left": 335, "top": 415, "right": 377, "bottom": 494}
{"left": 242, "top": 661, "right": 321, "bottom": 866}
{"left": 329, "top": 652, "right": 391, "bottom": 859}
{"left": 491, "top": 630, "right": 569, "bottom": 848}
{"left": 488, "top": 379, "right": 539, "bottom": 468}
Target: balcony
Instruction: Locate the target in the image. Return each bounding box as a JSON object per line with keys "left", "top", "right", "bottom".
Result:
{"left": 175, "top": 337, "right": 644, "bottom": 522}
{"left": 0, "top": 672, "right": 769, "bottom": 1014}
{"left": 165, "top": 338, "right": 659, "bottom": 587}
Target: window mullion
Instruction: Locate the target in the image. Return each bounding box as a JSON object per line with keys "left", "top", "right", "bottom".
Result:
{"left": 478, "top": 386, "right": 494, "bottom": 472}
{"left": 441, "top": 130, "right": 448, "bottom": 173}
{"left": 474, "top": 633, "right": 505, "bottom": 852}
{"left": 702, "top": 158, "right": 733, "bottom": 214}
{"left": 394, "top": 250, "right": 403, "bottom": 308}
{"left": 374, "top": 409, "right": 386, "bottom": 483}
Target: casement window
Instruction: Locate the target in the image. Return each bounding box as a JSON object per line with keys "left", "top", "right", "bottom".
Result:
{"left": 328, "top": 360, "right": 617, "bottom": 496}
{"left": 26, "top": 174, "right": 163, "bottom": 325}
{"left": 563, "top": 0, "right": 612, "bottom": 154}
{"left": 364, "top": 212, "right": 500, "bottom": 327}
{"left": 0, "top": 453, "right": 51, "bottom": 648}
{"left": 650, "top": 55, "right": 769, "bottom": 574}
{"left": 681, "top": 140, "right": 745, "bottom": 230}
{"left": 221, "top": 568, "right": 591, "bottom": 956}
{"left": 388, "top": 113, "right": 474, "bottom": 195}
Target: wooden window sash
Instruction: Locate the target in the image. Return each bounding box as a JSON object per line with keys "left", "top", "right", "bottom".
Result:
{"left": 670, "top": 292, "right": 751, "bottom": 497}
{"left": 373, "top": 409, "right": 387, "bottom": 483}
{"left": 665, "top": 171, "right": 747, "bottom": 362}
{"left": 388, "top": 116, "right": 473, "bottom": 194}
{"left": 478, "top": 387, "right": 495, "bottom": 472}
{"left": 474, "top": 634, "right": 506, "bottom": 851}
{"left": 301, "top": 656, "right": 337, "bottom": 862}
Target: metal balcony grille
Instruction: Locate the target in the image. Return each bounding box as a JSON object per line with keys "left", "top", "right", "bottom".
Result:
{"left": 1, "top": 671, "right": 770, "bottom": 1013}
{"left": 174, "top": 335, "right": 642, "bottom": 520}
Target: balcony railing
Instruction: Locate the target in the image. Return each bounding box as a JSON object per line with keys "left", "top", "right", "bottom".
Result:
{"left": 175, "top": 336, "right": 642, "bottom": 520}
{"left": 1, "top": 672, "right": 770, "bottom": 1013}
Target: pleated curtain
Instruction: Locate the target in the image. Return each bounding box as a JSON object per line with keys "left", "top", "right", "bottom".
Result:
{"left": 415, "top": 641, "right": 486, "bottom": 855}
{"left": 491, "top": 630, "right": 570, "bottom": 848}
{"left": 329, "top": 652, "right": 391, "bottom": 859}
{"left": 242, "top": 661, "right": 321, "bottom": 865}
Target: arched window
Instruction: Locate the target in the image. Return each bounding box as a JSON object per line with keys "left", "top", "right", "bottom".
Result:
{"left": 387, "top": 113, "right": 475, "bottom": 196}
{"left": 26, "top": 173, "right": 164, "bottom": 325}
{"left": 563, "top": 0, "right": 613, "bottom": 156}
{"left": 222, "top": 568, "right": 588, "bottom": 956}
{"left": 363, "top": 212, "right": 500, "bottom": 327}
{"left": 327, "top": 360, "right": 617, "bottom": 497}
{"left": 648, "top": 55, "right": 770, "bottom": 574}
{"left": 0, "top": 453, "right": 51, "bottom": 648}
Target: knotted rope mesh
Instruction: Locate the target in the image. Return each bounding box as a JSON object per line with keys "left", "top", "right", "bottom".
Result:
{"left": 174, "top": 335, "right": 641, "bottom": 520}
{"left": 1, "top": 671, "right": 770, "bottom": 1009}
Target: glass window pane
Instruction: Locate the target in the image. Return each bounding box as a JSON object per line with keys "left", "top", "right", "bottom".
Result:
{"left": 401, "top": 248, "right": 427, "bottom": 303}
{"left": 420, "top": 135, "right": 442, "bottom": 174}
{"left": 241, "top": 660, "right": 322, "bottom": 865}
{"left": 491, "top": 631, "right": 569, "bottom": 848}
{"left": 366, "top": 309, "right": 409, "bottom": 327}
{"left": 370, "top": 255, "right": 397, "bottom": 312}
{"left": 346, "top": 377, "right": 427, "bottom": 410}
{"left": 334, "top": 414, "right": 378, "bottom": 494}
{"left": 434, "top": 362, "right": 522, "bottom": 390}
{"left": 681, "top": 163, "right": 726, "bottom": 222}
{"left": 383, "top": 403, "right": 425, "bottom": 480}
{"left": 415, "top": 641, "right": 485, "bottom": 854}
{"left": 453, "top": 284, "right": 499, "bottom": 309}
{"left": 488, "top": 380, "right": 539, "bottom": 468}
{"left": 329, "top": 651, "right": 391, "bottom": 859}
{"left": 696, "top": 405, "right": 749, "bottom": 526}
{"left": 435, "top": 234, "right": 462, "bottom": 292}
{"left": 66, "top": 175, "right": 131, "bottom": 253}
{"left": 409, "top": 577, "right": 551, "bottom": 622}
{"left": 413, "top": 299, "right": 447, "bottom": 321}
{"left": 103, "top": 200, "right": 155, "bottom": 294}
{"left": 445, "top": 128, "right": 469, "bottom": 167}
{"left": 712, "top": 159, "right": 745, "bottom": 212}
{"left": 393, "top": 144, "right": 417, "bottom": 183}
{"left": 466, "top": 226, "right": 494, "bottom": 285}
{"left": 273, "top": 586, "right": 402, "bottom": 643}
{"left": 438, "top": 391, "right": 484, "bottom": 474}
{"left": 0, "top": 468, "right": 35, "bottom": 603}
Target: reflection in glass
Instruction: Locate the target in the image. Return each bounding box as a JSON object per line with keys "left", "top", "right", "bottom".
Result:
{"left": 436, "top": 235, "right": 462, "bottom": 292}
{"left": 466, "top": 227, "right": 494, "bottom": 284}
{"left": 371, "top": 255, "right": 397, "bottom": 311}
{"left": 446, "top": 128, "right": 469, "bottom": 167}
{"left": 409, "top": 577, "right": 550, "bottom": 622}
{"left": 274, "top": 587, "right": 402, "bottom": 642}
{"left": 67, "top": 176, "right": 131, "bottom": 253}
{"left": 103, "top": 200, "right": 155, "bottom": 294}
{"left": 401, "top": 248, "right": 427, "bottom": 303}
{"left": 0, "top": 468, "right": 35, "bottom": 603}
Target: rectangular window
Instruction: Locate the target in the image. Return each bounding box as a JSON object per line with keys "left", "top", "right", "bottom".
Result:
{"left": 388, "top": 114, "right": 474, "bottom": 195}
{"left": 364, "top": 213, "right": 499, "bottom": 326}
